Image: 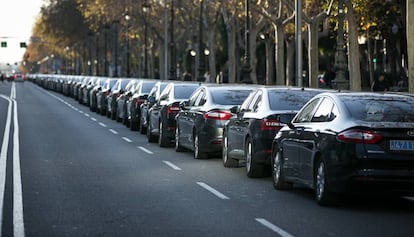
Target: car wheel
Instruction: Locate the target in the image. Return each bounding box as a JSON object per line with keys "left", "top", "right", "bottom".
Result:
{"left": 222, "top": 131, "right": 238, "bottom": 167}
{"left": 193, "top": 132, "right": 207, "bottom": 159}
{"left": 147, "top": 121, "right": 157, "bottom": 143}
{"left": 139, "top": 119, "right": 147, "bottom": 134}
{"left": 245, "top": 137, "right": 264, "bottom": 178}
{"left": 314, "top": 159, "right": 338, "bottom": 206}
{"left": 175, "top": 127, "right": 185, "bottom": 152}
{"left": 272, "top": 149, "right": 292, "bottom": 190}
{"left": 158, "top": 121, "right": 170, "bottom": 147}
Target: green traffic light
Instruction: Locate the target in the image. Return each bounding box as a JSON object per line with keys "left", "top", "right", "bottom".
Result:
{"left": 1, "top": 41, "right": 7, "bottom": 47}
{"left": 372, "top": 58, "right": 377, "bottom": 63}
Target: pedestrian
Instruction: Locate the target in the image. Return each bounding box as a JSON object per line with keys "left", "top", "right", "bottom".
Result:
{"left": 0, "top": 73, "right": 4, "bottom": 83}
{"left": 371, "top": 73, "right": 390, "bottom": 92}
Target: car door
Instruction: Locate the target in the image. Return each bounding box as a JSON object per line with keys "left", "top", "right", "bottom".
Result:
{"left": 177, "top": 89, "right": 203, "bottom": 148}
{"left": 283, "top": 97, "right": 322, "bottom": 178}
{"left": 227, "top": 90, "right": 259, "bottom": 159}
{"left": 299, "top": 98, "right": 337, "bottom": 184}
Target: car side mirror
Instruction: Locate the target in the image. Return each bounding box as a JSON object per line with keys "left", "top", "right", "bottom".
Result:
{"left": 148, "top": 96, "right": 156, "bottom": 104}
{"left": 230, "top": 105, "right": 240, "bottom": 114}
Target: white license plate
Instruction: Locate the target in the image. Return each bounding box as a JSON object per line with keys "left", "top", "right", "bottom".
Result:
{"left": 390, "top": 140, "right": 414, "bottom": 151}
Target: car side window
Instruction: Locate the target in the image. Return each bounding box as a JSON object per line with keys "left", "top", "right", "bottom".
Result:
{"left": 194, "top": 91, "right": 206, "bottom": 106}
{"left": 188, "top": 90, "right": 201, "bottom": 106}
{"left": 247, "top": 90, "right": 263, "bottom": 112}
{"left": 240, "top": 91, "right": 256, "bottom": 111}
{"left": 294, "top": 98, "right": 321, "bottom": 123}
{"left": 311, "top": 98, "right": 335, "bottom": 122}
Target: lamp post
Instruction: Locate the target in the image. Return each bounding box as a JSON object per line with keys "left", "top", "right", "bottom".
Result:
{"left": 113, "top": 20, "right": 120, "bottom": 77}
{"left": 143, "top": 1, "right": 150, "bottom": 78}
{"left": 104, "top": 24, "right": 109, "bottom": 76}
{"left": 125, "top": 14, "right": 131, "bottom": 77}
{"left": 334, "top": 0, "right": 348, "bottom": 90}
{"left": 197, "top": 0, "right": 205, "bottom": 82}
{"left": 241, "top": 0, "right": 252, "bottom": 83}
{"left": 168, "top": 0, "right": 176, "bottom": 80}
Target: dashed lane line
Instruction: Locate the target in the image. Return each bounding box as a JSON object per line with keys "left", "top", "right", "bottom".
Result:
{"left": 109, "top": 129, "right": 118, "bottom": 135}
{"left": 162, "top": 161, "right": 182, "bottom": 171}
{"left": 122, "top": 137, "right": 133, "bottom": 143}
{"left": 255, "top": 218, "right": 295, "bottom": 237}
{"left": 137, "top": 146, "right": 153, "bottom": 154}
{"left": 196, "top": 182, "right": 230, "bottom": 200}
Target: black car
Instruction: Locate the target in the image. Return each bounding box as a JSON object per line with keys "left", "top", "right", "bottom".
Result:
{"left": 175, "top": 84, "right": 257, "bottom": 159}
{"left": 126, "top": 79, "right": 158, "bottom": 130}
{"left": 107, "top": 78, "right": 131, "bottom": 120}
{"left": 147, "top": 82, "right": 201, "bottom": 146}
{"left": 89, "top": 77, "right": 107, "bottom": 112}
{"left": 139, "top": 81, "right": 169, "bottom": 134}
{"left": 223, "top": 87, "right": 326, "bottom": 178}
{"left": 96, "top": 78, "right": 117, "bottom": 115}
{"left": 271, "top": 92, "right": 414, "bottom": 205}
{"left": 116, "top": 79, "right": 141, "bottom": 123}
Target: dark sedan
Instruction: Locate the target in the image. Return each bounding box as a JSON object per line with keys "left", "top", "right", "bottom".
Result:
{"left": 175, "top": 84, "right": 257, "bottom": 159}
{"left": 147, "top": 82, "right": 201, "bottom": 146}
{"left": 223, "top": 87, "right": 326, "bottom": 178}
{"left": 271, "top": 92, "right": 414, "bottom": 206}
{"left": 107, "top": 78, "right": 131, "bottom": 120}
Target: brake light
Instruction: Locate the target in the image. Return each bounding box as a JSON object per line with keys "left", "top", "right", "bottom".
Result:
{"left": 260, "top": 119, "right": 283, "bottom": 131}
{"left": 337, "top": 129, "right": 382, "bottom": 144}
{"left": 167, "top": 105, "right": 180, "bottom": 114}
{"left": 204, "top": 110, "right": 232, "bottom": 120}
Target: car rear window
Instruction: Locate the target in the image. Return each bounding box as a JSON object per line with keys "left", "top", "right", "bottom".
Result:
{"left": 174, "top": 85, "right": 199, "bottom": 99}
{"left": 342, "top": 96, "right": 414, "bottom": 122}
{"left": 268, "top": 90, "right": 321, "bottom": 110}
{"left": 211, "top": 89, "right": 252, "bottom": 105}
{"left": 142, "top": 82, "right": 156, "bottom": 93}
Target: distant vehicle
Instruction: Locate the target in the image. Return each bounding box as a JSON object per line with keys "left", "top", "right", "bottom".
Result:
{"left": 13, "top": 73, "right": 25, "bottom": 82}
{"left": 272, "top": 92, "right": 414, "bottom": 205}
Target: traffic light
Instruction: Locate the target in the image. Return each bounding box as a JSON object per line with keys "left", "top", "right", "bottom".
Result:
{"left": 20, "top": 42, "right": 27, "bottom": 48}
{"left": 1, "top": 41, "right": 7, "bottom": 47}
{"left": 372, "top": 57, "right": 377, "bottom": 63}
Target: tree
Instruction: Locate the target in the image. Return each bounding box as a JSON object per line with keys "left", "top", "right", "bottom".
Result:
{"left": 408, "top": 0, "right": 414, "bottom": 93}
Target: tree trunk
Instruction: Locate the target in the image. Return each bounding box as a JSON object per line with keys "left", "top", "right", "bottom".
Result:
{"left": 265, "top": 37, "right": 275, "bottom": 85}
{"left": 345, "top": 0, "right": 362, "bottom": 91}
{"left": 307, "top": 21, "right": 319, "bottom": 88}
{"left": 408, "top": 0, "right": 414, "bottom": 93}
{"left": 286, "top": 39, "right": 295, "bottom": 86}
{"left": 274, "top": 23, "right": 286, "bottom": 85}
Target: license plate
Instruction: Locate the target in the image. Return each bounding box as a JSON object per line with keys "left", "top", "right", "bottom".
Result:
{"left": 390, "top": 140, "right": 414, "bottom": 151}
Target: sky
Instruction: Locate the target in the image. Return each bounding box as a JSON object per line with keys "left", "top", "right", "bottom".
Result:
{"left": 0, "top": 0, "right": 44, "bottom": 64}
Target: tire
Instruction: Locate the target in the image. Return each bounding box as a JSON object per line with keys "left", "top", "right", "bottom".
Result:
{"left": 158, "top": 121, "right": 170, "bottom": 147}
{"left": 130, "top": 110, "right": 139, "bottom": 131}
{"left": 245, "top": 137, "right": 264, "bottom": 178}
{"left": 222, "top": 131, "right": 238, "bottom": 167}
{"left": 175, "top": 127, "right": 185, "bottom": 152}
{"left": 193, "top": 132, "right": 207, "bottom": 159}
{"left": 272, "top": 149, "right": 292, "bottom": 190}
{"left": 147, "top": 121, "right": 157, "bottom": 143}
{"left": 314, "top": 159, "right": 338, "bottom": 206}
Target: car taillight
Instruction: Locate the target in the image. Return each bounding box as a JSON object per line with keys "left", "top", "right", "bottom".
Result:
{"left": 204, "top": 110, "right": 232, "bottom": 120}
{"left": 337, "top": 129, "right": 382, "bottom": 144}
{"left": 260, "top": 119, "right": 283, "bottom": 131}
{"left": 167, "top": 105, "right": 180, "bottom": 114}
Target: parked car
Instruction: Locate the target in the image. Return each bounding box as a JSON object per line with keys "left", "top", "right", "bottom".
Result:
{"left": 81, "top": 77, "right": 99, "bottom": 106}
{"left": 139, "top": 81, "right": 169, "bottom": 134}
{"left": 107, "top": 78, "right": 131, "bottom": 120}
{"left": 89, "top": 77, "right": 107, "bottom": 112}
{"left": 116, "top": 79, "right": 142, "bottom": 123}
{"left": 125, "top": 79, "right": 158, "bottom": 130}
{"left": 96, "top": 78, "right": 117, "bottom": 115}
{"left": 223, "top": 87, "right": 327, "bottom": 178}
{"left": 147, "top": 82, "right": 201, "bottom": 146}
{"left": 175, "top": 84, "right": 257, "bottom": 158}
{"left": 271, "top": 92, "right": 414, "bottom": 205}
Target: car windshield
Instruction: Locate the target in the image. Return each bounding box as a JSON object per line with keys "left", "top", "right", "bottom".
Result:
{"left": 268, "top": 90, "right": 321, "bottom": 110}
{"left": 174, "top": 85, "right": 199, "bottom": 99}
{"left": 342, "top": 95, "right": 414, "bottom": 122}
{"left": 211, "top": 89, "right": 252, "bottom": 105}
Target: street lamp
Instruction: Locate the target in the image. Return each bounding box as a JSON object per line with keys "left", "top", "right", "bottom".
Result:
{"left": 334, "top": 0, "right": 348, "bottom": 90}
{"left": 112, "top": 20, "right": 120, "bottom": 77}
{"left": 197, "top": 0, "right": 205, "bottom": 82}
{"left": 143, "top": 1, "right": 150, "bottom": 78}
{"left": 168, "top": 0, "right": 176, "bottom": 80}
{"left": 125, "top": 14, "right": 131, "bottom": 77}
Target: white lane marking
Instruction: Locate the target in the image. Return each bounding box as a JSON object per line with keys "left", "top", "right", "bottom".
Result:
{"left": 162, "top": 161, "right": 182, "bottom": 171}
{"left": 84, "top": 113, "right": 90, "bottom": 117}
{"left": 91, "top": 118, "right": 97, "bottom": 122}
{"left": 0, "top": 95, "right": 12, "bottom": 234}
{"left": 79, "top": 110, "right": 84, "bottom": 114}
{"left": 109, "top": 129, "right": 118, "bottom": 135}
{"left": 12, "top": 93, "right": 25, "bottom": 237}
{"left": 99, "top": 122, "right": 107, "bottom": 128}
{"left": 137, "top": 146, "right": 153, "bottom": 154}
{"left": 196, "top": 182, "right": 230, "bottom": 200}
{"left": 122, "top": 137, "right": 133, "bottom": 143}
{"left": 255, "top": 218, "right": 294, "bottom": 237}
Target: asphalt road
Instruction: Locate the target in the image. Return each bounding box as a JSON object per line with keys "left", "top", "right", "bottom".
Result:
{"left": 1, "top": 81, "right": 414, "bottom": 237}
